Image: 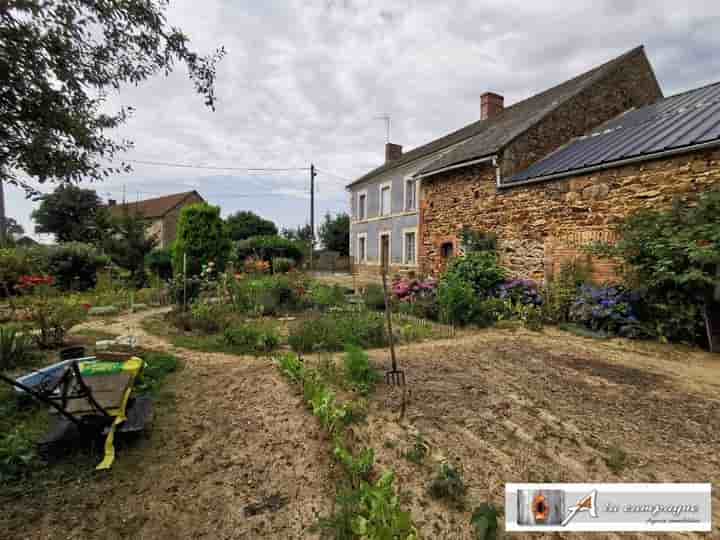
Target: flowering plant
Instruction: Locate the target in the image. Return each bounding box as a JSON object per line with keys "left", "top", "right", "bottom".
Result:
{"left": 243, "top": 256, "right": 270, "bottom": 275}
{"left": 495, "top": 279, "right": 543, "bottom": 306}
{"left": 569, "top": 285, "right": 643, "bottom": 337}
{"left": 391, "top": 278, "right": 437, "bottom": 302}
{"left": 15, "top": 275, "right": 55, "bottom": 293}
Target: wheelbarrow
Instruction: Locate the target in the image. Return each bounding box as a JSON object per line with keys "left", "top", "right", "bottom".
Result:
{"left": 0, "top": 348, "right": 153, "bottom": 469}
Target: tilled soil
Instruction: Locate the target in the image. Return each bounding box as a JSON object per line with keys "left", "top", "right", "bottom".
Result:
{"left": 3, "top": 311, "right": 719, "bottom": 540}
{"left": 356, "top": 326, "right": 720, "bottom": 539}
{"left": 1, "top": 309, "right": 333, "bottom": 540}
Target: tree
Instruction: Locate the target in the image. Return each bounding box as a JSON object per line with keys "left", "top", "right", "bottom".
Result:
{"left": 0, "top": 217, "right": 24, "bottom": 246}
{"left": 173, "top": 203, "right": 231, "bottom": 276}
{"left": 1, "top": 0, "right": 224, "bottom": 193}
{"left": 32, "top": 184, "right": 110, "bottom": 243}
{"left": 104, "top": 207, "right": 157, "bottom": 289}
{"left": 281, "top": 224, "right": 313, "bottom": 243}
{"left": 318, "top": 212, "right": 350, "bottom": 255}
{"left": 226, "top": 211, "right": 278, "bottom": 242}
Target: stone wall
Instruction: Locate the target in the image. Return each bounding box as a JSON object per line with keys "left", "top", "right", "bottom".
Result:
{"left": 421, "top": 148, "right": 720, "bottom": 282}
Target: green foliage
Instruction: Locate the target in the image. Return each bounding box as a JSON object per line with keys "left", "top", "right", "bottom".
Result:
{"left": 134, "top": 353, "right": 179, "bottom": 396}
{"left": 173, "top": 203, "right": 231, "bottom": 276}
{"left": 0, "top": 248, "right": 36, "bottom": 295}
{"left": 475, "top": 297, "right": 513, "bottom": 327}
{"left": 304, "top": 372, "right": 347, "bottom": 434}
{"left": 590, "top": 192, "right": 720, "bottom": 344}
{"left": 470, "top": 503, "right": 501, "bottom": 540}
{"left": 541, "top": 259, "right": 592, "bottom": 324}
{"left": 46, "top": 242, "right": 109, "bottom": 291}
{"left": 272, "top": 257, "right": 295, "bottom": 274}
{"left": 348, "top": 472, "right": 417, "bottom": 540}
{"left": 2, "top": 0, "right": 223, "bottom": 190}
{"left": 146, "top": 249, "right": 174, "bottom": 281}
{"left": 234, "top": 235, "right": 304, "bottom": 265}
{"left": 363, "top": 284, "right": 387, "bottom": 311}
{"left": 513, "top": 302, "right": 544, "bottom": 331}
{"left": 222, "top": 322, "right": 280, "bottom": 354}
{"left": 318, "top": 212, "right": 350, "bottom": 256}
{"left": 190, "top": 303, "right": 230, "bottom": 333}
{"left": 288, "top": 311, "right": 386, "bottom": 353}
{"left": 22, "top": 294, "right": 88, "bottom": 348}
{"left": 404, "top": 433, "right": 429, "bottom": 465}
{"left": 443, "top": 252, "right": 506, "bottom": 297}
{"left": 428, "top": 461, "right": 467, "bottom": 507}
{"left": 438, "top": 275, "right": 479, "bottom": 325}
{"left": 342, "top": 346, "right": 380, "bottom": 395}
{"left": 229, "top": 274, "right": 304, "bottom": 316}
{"left": 31, "top": 185, "right": 109, "bottom": 243}
{"left": 274, "top": 352, "right": 305, "bottom": 384}
{"left": 0, "top": 327, "right": 35, "bottom": 370}
{"left": 309, "top": 283, "right": 346, "bottom": 310}
{"left": 225, "top": 211, "right": 278, "bottom": 242}
{"left": 334, "top": 443, "right": 375, "bottom": 486}
{"left": 104, "top": 206, "right": 158, "bottom": 288}
{"left": 460, "top": 226, "right": 497, "bottom": 253}
{"left": 0, "top": 428, "right": 36, "bottom": 482}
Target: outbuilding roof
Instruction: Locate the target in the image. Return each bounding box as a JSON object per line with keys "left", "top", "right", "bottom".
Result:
{"left": 109, "top": 191, "right": 203, "bottom": 219}
{"left": 505, "top": 81, "right": 720, "bottom": 185}
{"left": 348, "top": 46, "right": 651, "bottom": 187}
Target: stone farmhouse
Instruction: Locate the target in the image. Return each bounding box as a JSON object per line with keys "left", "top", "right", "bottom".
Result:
{"left": 347, "top": 45, "right": 720, "bottom": 284}
{"left": 109, "top": 191, "right": 204, "bottom": 249}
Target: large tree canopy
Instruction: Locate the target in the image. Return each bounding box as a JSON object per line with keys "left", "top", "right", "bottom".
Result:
{"left": 32, "top": 184, "right": 109, "bottom": 243}
{"left": 225, "top": 210, "right": 278, "bottom": 242}
{"left": 318, "top": 212, "right": 349, "bottom": 255}
{"left": 0, "top": 0, "right": 224, "bottom": 192}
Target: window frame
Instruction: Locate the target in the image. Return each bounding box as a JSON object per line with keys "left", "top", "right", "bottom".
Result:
{"left": 357, "top": 189, "right": 368, "bottom": 221}
{"left": 379, "top": 181, "right": 392, "bottom": 217}
{"left": 404, "top": 177, "right": 418, "bottom": 211}
{"left": 378, "top": 230, "right": 392, "bottom": 268}
{"left": 356, "top": 232, "right": 368, "bottom": 263}
{"left": 402, "top": 227, "right": 418, "bottom": 266}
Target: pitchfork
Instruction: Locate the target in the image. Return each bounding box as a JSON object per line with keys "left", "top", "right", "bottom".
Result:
{"left": 381, "top": 271, "right": 405, "bottom": 386}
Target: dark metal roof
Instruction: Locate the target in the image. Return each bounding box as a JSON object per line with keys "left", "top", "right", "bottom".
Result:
{"left": 348, "top": 46, "right": 650, "bottom": 187}
{"left": 506, "top": 81, "right": 720, "bottom": 185}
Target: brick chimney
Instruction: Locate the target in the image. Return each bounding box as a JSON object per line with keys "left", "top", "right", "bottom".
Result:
{"left": 385, "top": 142, "right": 403, "bottom": 163}
{"left": 481, "top": 92, "right": 504, "bottom": 120}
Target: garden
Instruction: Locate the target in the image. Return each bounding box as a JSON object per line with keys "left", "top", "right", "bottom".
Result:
{"left": 1, "top": 193, "right": 719, "bottom": 539}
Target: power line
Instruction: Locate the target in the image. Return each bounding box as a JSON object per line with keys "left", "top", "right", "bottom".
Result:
{"left": 127, "top": 159, "right": 309, "bottom": 172}
{"left": 315, "top": 168, "right": 354, "bottom": 183}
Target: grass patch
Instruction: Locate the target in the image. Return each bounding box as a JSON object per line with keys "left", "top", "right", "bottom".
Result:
{"left": 604, "top": 445, "right": 628, "bottom": 473}
{"left": 134, "top": 352, "right": 180, "bottom": 396}
{"left": 428, "top": 461, "right": 467, "bottom": 508}
{"left": 558, "top": 323, "right": 611, "bottom": 340}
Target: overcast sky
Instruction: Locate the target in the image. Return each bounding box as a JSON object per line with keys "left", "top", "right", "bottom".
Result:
{"left": 6, "top": 0, "right": 720, "bottom": 241}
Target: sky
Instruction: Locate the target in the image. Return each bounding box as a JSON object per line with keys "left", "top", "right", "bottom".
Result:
{"left": 5, "top": 0, "right": 720, "bottom": 241}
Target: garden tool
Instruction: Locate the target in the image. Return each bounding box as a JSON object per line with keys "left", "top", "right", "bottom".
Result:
{"left": 381, "top": 272, "right": 405, "bottom": 386}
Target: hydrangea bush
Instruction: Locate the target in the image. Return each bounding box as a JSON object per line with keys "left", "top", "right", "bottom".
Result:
{"left": 495, "top": 279, "right": 543, "bottom": 306}
{"left": 569, "top": 285, "right": 643, "bottom": 337}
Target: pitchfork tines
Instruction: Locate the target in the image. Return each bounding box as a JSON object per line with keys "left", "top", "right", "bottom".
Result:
{"left": 385, "top": 368, "right": 405, "bottom": 386}
{"left": 381, "top": 271, "right": 406, "bottom": 386}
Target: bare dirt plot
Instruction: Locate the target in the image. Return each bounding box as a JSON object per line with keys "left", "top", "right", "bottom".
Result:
{"left": 352, "top": 326, "right": 720, "bottom": 539}
{"left": 1, "top": 310, "right": 333, "bottom": 540}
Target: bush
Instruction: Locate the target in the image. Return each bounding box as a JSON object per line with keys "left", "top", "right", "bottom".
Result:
{"left": 541, "top": 259, "right": 592, "bottom": 324}
{"left": 133, "top": 352, "right": 179, "bottom": 396}
{"left": 475, "top": 297, "right": 512, "bottom": 327}
{"left": 0, "top": 327, "right": 34, "bottom": 370}
{"left": 392, "top": 278, "right": 439, "bottom": 319}
{"left": 45, "top": 242, "right": 109, "bottom": 291}
{"left": 308, "top": 283, "right": 346, "bottom": 310}
{"left": 343, "top": 345, "right": 380, "bottom": 395}
{"left": 146, "top": 249, "right": 173, "bottom": 280}
{"left": 190, "top": 303, "right": 230, "bottom": 333}
{"left": 363, "top": 283, "right": 387, "bottom": 311}
{"left": 23, "top": 295, "right": 88, "bottom": 348}
{"left": 274, "top": 352, "right": 305, "bottom": 383}
{"left": 234, "top": 235, "right": 304, "bottom": 265}
{"left": 496, "top": 279, "right": 543, "bottom": 306}
{"left": 0, "top": 249, "right": 38, "bottom": 296}
{"left": 288, "top": 311, "right": 386, "bottom": 353}
{"left": 173, "top": 203, "right": 231, "bottom": 276}
{"left": 443, "top": 252, "right": 505, "bottom": 298}
{"left": 222, "top": 322, "right": 280, "bottom": 354}
{"left": 437, "top": 275, "right": 479, "bottom": 325}
{"left": 272, "top": 257, "right": 294, "bottom": 274}
{"left": 0, "top": 428, "right": 35, "bottom": 482}
{"left": 513, "top": 302, "right": 544, "bottom": 331}
{"left": 168, "top": 274, "right": 202, "bottom": 307}
{"left": 569, "top": 285, "right": 643, "bottom": 337}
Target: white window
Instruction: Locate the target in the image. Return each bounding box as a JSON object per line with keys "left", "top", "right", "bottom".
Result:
{"left": 380, "top": 182, "right": 391, "bottom": 216}
{"left": 358, "top": 191, "right": 367, "bottom": 220}
{"left": 405, "top": 178, "right": 417, "bottom": 211}
{"left": 403, "top": 229, "right": 417, "bottom": 265}
{"left": 357, "top": 233, "right": 367, "bottom": 263}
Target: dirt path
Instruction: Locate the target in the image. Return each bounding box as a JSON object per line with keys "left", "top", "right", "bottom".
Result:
{"left": 3, "top": 309, "right": 334, "bottom": 540}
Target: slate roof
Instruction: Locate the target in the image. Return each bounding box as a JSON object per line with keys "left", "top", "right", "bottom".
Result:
{"left": 506, "top": 81, "right": 720, "bottom": 185}
{"left": 348, "top": 46, "right": 649, "bottom": 187}
{"left": 109, "top": 191, "right": 203, "bottom": 219}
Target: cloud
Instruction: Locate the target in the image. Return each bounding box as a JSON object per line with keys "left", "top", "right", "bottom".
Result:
{"left": 5, "top": 0, "right": 720, "bottom": 239}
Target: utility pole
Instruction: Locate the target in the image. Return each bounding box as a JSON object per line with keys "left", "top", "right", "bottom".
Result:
{"left": 310, "top": 163, "right": 317, "bottom": 271}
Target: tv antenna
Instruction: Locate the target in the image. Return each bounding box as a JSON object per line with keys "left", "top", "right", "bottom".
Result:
{"left": 374, "top": 114, "right": 391, "bottom": 143}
